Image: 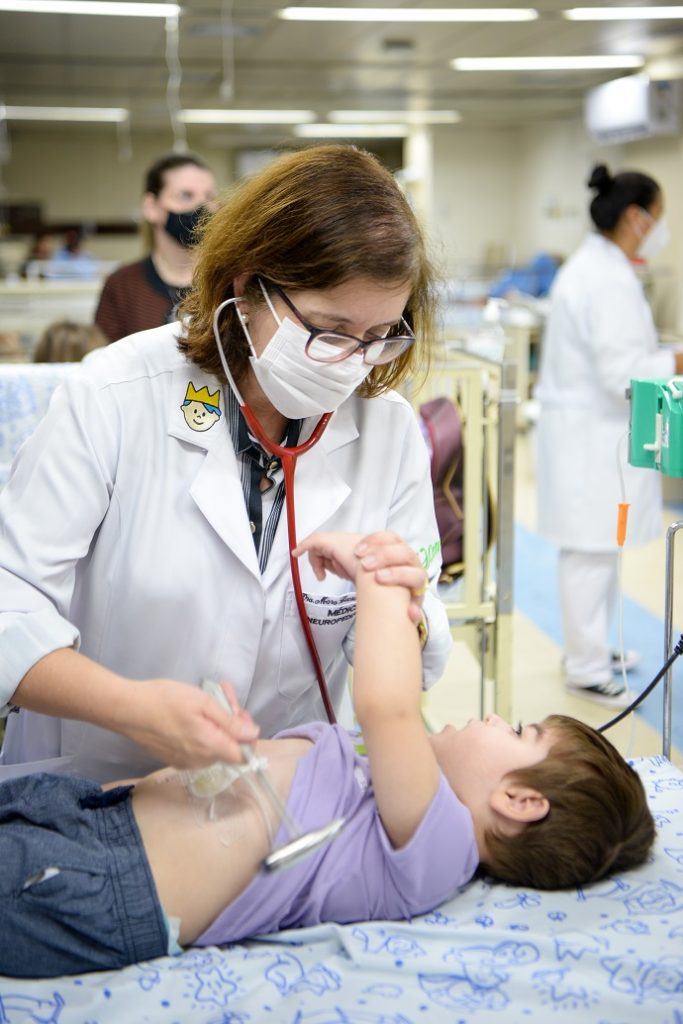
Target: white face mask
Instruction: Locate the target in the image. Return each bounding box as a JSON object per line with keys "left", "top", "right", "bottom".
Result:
{"left": 240, "top": 283, "right": 372, "bottom": 419}
{"left": 637, "top": 212, "right": 671, "bottom": 261}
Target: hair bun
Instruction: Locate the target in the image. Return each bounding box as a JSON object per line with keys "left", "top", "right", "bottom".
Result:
{"left": 588, "top": 164, "right": 612, "bottom": 194}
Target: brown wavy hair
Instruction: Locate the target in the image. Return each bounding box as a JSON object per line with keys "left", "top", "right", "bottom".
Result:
{"left": 178, "top": 144, "right": 437, "bottom": 396}
{"left": 482, "top": 714, "right": 656, "bottom": 890}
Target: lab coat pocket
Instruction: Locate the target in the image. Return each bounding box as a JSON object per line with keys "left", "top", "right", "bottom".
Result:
{"left": 278, "top": 589, "right": 356, "bottom": 699}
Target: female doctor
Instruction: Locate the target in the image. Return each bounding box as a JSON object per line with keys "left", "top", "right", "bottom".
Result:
{"left": 0, "top": 144, "right": 451, "bottom": 782}
{"left": 536, "top": 163, "right": 683, "bottom": 706}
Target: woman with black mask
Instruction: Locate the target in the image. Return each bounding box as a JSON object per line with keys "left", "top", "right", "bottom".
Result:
{"left": 95, "top": 153, "right": 217, "bottom": 343}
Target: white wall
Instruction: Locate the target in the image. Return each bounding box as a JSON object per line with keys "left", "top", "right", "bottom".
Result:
{"left": 2, "top": 120, "right": 682, "bottom": 329}
{"left": 0, "top": 127, "right": 233, "bottom": 267}
{"left": 429, "top": 125, "right": 522, "bottom": 275}
{"left": 623, "top": 132, "right": 683, "bottom": 331}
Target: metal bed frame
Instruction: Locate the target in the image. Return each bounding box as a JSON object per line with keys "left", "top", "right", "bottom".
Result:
{"left": 406, "top": 348, "right": 518, "bottom": 720}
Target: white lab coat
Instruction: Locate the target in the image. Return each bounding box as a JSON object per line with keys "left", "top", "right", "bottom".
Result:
{"left": 0, "top": 323, "right": 451, "bottom": 780}
{"left": 536, "top": 233, "right": 674, "bottom": 551}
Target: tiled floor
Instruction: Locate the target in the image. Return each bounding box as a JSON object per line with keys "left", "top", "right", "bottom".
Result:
{"left": 423, "top": 428, "right": 683, "bottom": 767}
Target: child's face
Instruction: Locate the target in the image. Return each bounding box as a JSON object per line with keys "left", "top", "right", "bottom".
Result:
{"left": 430, "top": 714, "right": 555, "bottom": 813}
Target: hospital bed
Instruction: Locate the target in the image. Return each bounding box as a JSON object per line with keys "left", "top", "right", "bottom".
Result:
{"left": 406, "top": 348, "right": 517, "bottom": 721}
{"left": 0, "top": 279, "right": 103, "bottom": 358}
{"left": 0, "top": 751, "right": 681, "bottom": 1023}
{"left": 2, "top": 366, "right": 683, "bottom": 1023}
{"left": 0, "top": 362, "right": 75, "bottom": 488}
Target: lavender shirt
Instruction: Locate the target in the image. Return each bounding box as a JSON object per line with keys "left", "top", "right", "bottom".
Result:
{"left": 196, "top": 723, "right": 478, "bottom": 947}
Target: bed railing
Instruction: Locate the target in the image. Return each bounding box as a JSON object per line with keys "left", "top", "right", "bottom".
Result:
{"left": 404, "top": 348, "right": 517, "bottom": 721}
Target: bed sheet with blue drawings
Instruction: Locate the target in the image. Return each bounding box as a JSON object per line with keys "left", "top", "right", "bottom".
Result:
{"left": 1, "top": 755, "right": 682, "bottom": 1024}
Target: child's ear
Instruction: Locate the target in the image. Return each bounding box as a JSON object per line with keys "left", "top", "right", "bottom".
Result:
{"left": 490, "top": 783, "right": 549, "bottom": 824}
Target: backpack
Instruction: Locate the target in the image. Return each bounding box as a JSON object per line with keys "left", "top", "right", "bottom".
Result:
{"left": 419, "top": 396, "right": 494, "bottom": 584}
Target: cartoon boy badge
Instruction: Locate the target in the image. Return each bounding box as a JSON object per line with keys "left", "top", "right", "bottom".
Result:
{"left": 181, "top": 382, "right": 222, "bottom": 432}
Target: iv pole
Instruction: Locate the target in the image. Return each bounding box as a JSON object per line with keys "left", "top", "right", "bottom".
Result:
{"left": 663, "top": 521, "right": 682, "bottom": 759}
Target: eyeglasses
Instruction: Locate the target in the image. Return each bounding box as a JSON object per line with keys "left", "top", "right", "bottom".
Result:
{"left": 264, "top": 279, "right": 415, "bottom": 366}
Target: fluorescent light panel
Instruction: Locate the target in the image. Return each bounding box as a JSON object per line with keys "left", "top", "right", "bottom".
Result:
{"left": 181, "top": 109, "right": 316, "bottom": 124}
{"left": 280, "top": 7, "right": 538, "bottom": 22}
{"left": 564, "top": 6, "right": 683, "bottom": 20}
{"left": 0, "top": 1, "right": 179, "bottom": 14}
{"left": 2, "top": 105, "right": 129, "bottom": 121}
{"left": 329, "top": 110, "right": 461, "bottom": 124}
{"left": 295, "top": 123, "right": 410, "bottom": 138}
{"left": 451, "top": 55, "right": 644, "bottom": 71}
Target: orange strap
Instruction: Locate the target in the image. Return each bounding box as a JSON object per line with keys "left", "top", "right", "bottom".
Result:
{"left": 616, "top": 503, "right": 630, "bottom": 547}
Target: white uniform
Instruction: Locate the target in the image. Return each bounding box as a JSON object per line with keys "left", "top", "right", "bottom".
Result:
{"left": 536, "top": 232, "right": 674, "bottom": 550}
{"left": 0, "top": 324, "right": 451, "bottom": 780}
{"left": 536, "top": 232, "right": 674, "bottom": 683}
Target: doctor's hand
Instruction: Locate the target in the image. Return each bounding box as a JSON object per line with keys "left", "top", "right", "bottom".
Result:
{"left": 120, "top": 678, "right": 260, "bottom": 770}
{"left": 353, "top": 531, "right": 429, "bottom": 626}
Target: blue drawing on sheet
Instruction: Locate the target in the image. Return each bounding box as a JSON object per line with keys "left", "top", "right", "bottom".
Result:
{"left": 264, "top": 952, "right": 341, "bottom": 996}
{"left": 531, "top": 968, "right": 595, "bottom": 1013}
{"left": 421, "top": 910, "right": 451, "bottom": 926}
{"left": 416, "top": 939, "right": 539, "bottom": 1013}
{"left": 419, "top": 971, "right": 507, "bottom": 1013}
{"left": 165, "top": 949, "right": 244, "bottom": 1010}
{"left": 194, "top": 966, "right": 240, "bottom": 1007}
{"left": 580, "top": 878, "right": 683, "bottom": 915}
{"left": 292, "top": 1011, "right": 414, "bottom": 1023}
{"left": 351, "top": 928, "right": 426, "bottom": 960}
{"left": 0, "top": 990, "right": 64, "bottom": 1023}
{"left": 135, "top": 963, "right": 162, "bottom": 991}
{"left": 554, "top": 931, "right": 609, "bottom": 960}
{"left": 361, "top": 984, "right": 402, "bottom": 998}
{"left": 622, "top": 880, "right": 683, "bottom": 915}
{"left": 493, "top": 891, "right": 541, "bottom": 911}
{"left": 664, "top": 846, "right": 683, "bottom": 867}
{"left": 602, "top": 954, "right": 683, "bottom": 1004}
{"left": 652, "top": 777, "right": 683, "bottom": 793}
{"left": 605, "top": 919, "right": 650, "bottom": 935}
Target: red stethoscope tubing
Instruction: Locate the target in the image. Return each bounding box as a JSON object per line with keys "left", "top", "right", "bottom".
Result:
{"left": 240, "top": 404, "right": 337, "bottom": 724}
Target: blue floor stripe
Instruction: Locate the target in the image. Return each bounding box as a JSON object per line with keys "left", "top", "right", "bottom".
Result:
{"left": 513, "top": 523, "right": 683, "bottom": 751}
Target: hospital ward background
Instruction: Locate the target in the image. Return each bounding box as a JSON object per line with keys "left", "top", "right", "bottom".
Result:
{"left": 2, "top": 4, "right": 683, "bottom": 1017}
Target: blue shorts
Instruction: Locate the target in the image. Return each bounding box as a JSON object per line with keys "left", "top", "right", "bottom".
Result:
{"left": 0, "top": 772, "right": 169, "bottom": 977}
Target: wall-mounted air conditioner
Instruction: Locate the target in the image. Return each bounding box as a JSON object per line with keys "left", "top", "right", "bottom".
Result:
{"left": 585, "top": 74, "right": 680, "bottom": 144}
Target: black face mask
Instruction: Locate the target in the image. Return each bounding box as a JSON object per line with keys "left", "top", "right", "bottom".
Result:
{"left": 163, "top": 206, "right": 205, "bottom": 248}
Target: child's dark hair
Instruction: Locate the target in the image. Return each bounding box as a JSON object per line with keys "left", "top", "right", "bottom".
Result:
{"left": 588, "top": 163, "right": 660, "bottom": 231}
{"left": 482, "top": 714, "right": 656, "bottom": 889}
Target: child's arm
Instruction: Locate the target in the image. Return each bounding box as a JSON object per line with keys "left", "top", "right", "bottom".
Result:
{"left": 294, "top": 532, "right": 441, "bottom": 849}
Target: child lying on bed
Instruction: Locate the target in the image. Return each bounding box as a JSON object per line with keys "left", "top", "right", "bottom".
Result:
{"left": 0, "top": 532, "right": 655, "bottom": 979}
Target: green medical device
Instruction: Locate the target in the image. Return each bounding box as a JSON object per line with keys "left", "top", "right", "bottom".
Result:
{"left": 628, "top": 376, "right": 683, "bottom": 477}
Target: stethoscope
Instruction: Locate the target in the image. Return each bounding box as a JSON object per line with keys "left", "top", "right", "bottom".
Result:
{"left": 212, "top": 297, "right": 337, "bottom": 724}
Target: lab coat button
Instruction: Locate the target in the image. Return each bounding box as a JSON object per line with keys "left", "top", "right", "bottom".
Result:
{"left": 250, "top": 521, "right": 256, "bottom": 533}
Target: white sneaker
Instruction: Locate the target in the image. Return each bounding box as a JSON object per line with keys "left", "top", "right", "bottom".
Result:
{"left": 562, "top": 650, "right": 641, "bottom": 677}
{"left": 611, "top": 650, "right": 640, "bottom": 673}
{"left": 565, "top": 679, "right": 632, "bottom": 709}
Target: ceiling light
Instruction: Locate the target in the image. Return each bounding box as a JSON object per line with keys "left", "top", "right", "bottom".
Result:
{"left": 280, "top": 7, "right": 538, "bottom": 23}
{"left": 295, "top": 123, "right": 410, "bottom": 138}
{"left": 180, "top": 109, "right": 316, "bottom": 124}
{"left": 2, "top": 105, "right": 129, "bottom": 121}
{"left": 451, "top": 55, "right": 645, "bottom": 71}
{"left": 0, "top": 1, "right": 179, "bottom": 14}
{"left": 564, "top": 6, "right": 683, "bottom": 20}
{"left": 329, "top": 110, "right": 461, "bottom": 124}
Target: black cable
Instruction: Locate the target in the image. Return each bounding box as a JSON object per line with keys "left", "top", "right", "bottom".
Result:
{"left": 598, "top": 633, "right": 683, "bottom": 733}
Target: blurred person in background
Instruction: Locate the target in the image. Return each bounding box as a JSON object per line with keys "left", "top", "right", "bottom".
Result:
{"left": 51, "top": 228, "right": 98, "bottom": 280}
{"left": 19, "top": 232, "right": 55, "bottom": 279}
{"left": 33, "top": 320, "right": 106, "bottom": 363}
{"left": 536, "top": 163, "right": 683, "bottom": 708}
{"left": 94, "top": 153, "right": 217, "bottom": 342}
